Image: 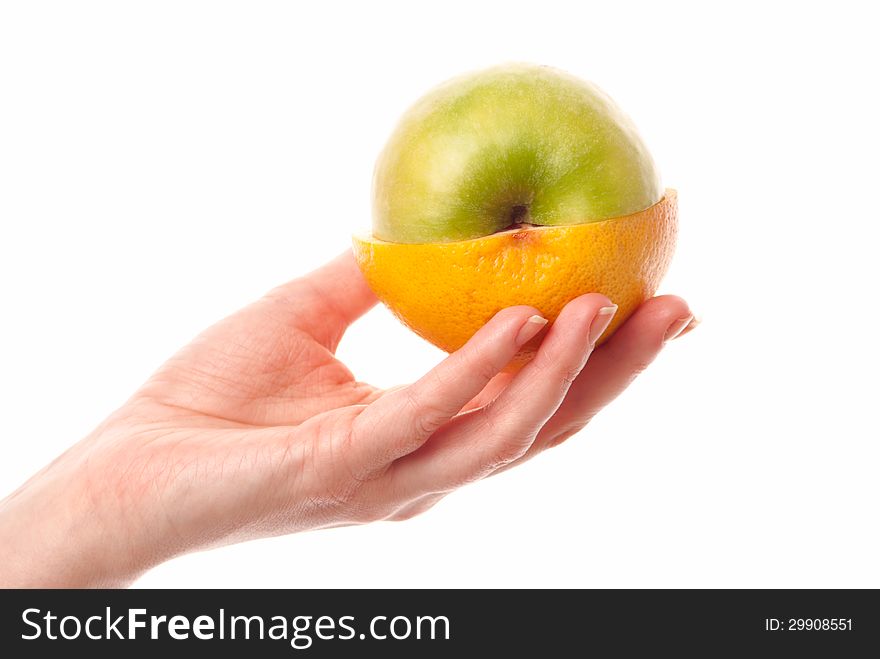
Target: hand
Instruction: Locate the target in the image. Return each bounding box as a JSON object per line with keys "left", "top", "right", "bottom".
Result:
{"left": 0, "top": 251, "right": 696, "bottom": 587}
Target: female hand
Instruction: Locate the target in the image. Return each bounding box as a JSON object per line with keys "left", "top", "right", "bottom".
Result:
{"left": 0, "top": 251, "right": 696, "bottom": 587}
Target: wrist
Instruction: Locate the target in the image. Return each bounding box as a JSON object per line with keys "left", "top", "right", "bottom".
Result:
{"left": 0, "top": 436, "right": 152, "bottom": 588}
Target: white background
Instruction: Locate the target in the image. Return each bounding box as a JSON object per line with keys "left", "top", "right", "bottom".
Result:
{"left": 1, "top": 1, "right": 878, "bottom": 588}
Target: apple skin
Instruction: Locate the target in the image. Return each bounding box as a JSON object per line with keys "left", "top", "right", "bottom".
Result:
{"left": 373, "top": 63, "right": 662, "bottom": 244}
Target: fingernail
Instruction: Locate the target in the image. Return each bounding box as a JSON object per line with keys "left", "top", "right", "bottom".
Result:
{"left": 515, "top": 315, "right": 549, "bottom": 346}
{"left": 673, "top": 315, "right": 701, "bottom": 340}
{"left": 664, "top": 314, "right": 698, "bottom": 341}
{"left": 588, "top": 305, "right": 618, "bottom": 346}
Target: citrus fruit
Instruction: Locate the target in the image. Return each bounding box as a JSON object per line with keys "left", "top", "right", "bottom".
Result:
{"left": 353, "top": 190, "right": 677, "bottom": 363}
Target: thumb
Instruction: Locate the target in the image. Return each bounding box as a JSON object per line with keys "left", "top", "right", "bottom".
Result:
{"left": 266, "top": 249, "right": 378, "bottom": 350}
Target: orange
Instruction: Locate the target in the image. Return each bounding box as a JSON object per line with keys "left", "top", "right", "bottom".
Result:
{"left": 352, "top": 189, "right": 677, "bottom": 364}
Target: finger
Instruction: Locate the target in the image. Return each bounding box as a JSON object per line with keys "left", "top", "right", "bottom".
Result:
{"left": 265, "top": 250, "right": 378, "bottom": 349}
{"left": 460, "top": 371, "right": 514, "bottom": 412}
{"left": 346, "top": 306, "right": 549, "bottom": 477}
{"left": 514, "top": 295, "right": 696, "bottom": 463}
{"left": 389, "top": 293, "right": 616, "bottom": 495}
{"left": 372, "top": 371, "right": 515, "bottom": 414}
{"left": 385, "top": 493, "right": 446, "bottom": 522}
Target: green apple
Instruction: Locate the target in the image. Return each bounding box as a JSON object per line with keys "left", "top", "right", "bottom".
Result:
{"left": 372, "top": 63, "right": 662, "bottom": 244}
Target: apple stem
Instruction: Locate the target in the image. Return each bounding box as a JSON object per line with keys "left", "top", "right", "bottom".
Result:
{"left": 508, "top": 204, "right": 529, "bottom": 224}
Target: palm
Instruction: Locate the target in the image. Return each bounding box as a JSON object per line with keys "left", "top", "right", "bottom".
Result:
{"left": 140, "top": 257, "right": 380, "bottom": 427}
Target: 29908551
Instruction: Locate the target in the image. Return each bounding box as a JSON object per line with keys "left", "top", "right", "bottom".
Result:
{"left": 764, "top": 618, "right": 853, "bottom": 631}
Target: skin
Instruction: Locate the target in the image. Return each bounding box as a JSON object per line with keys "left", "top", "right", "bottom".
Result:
{"left": 373, "top": 63, "right": 662, "bottom": 243}
{"left": 0, "top": 251, "right": 696, "bottom": 588}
